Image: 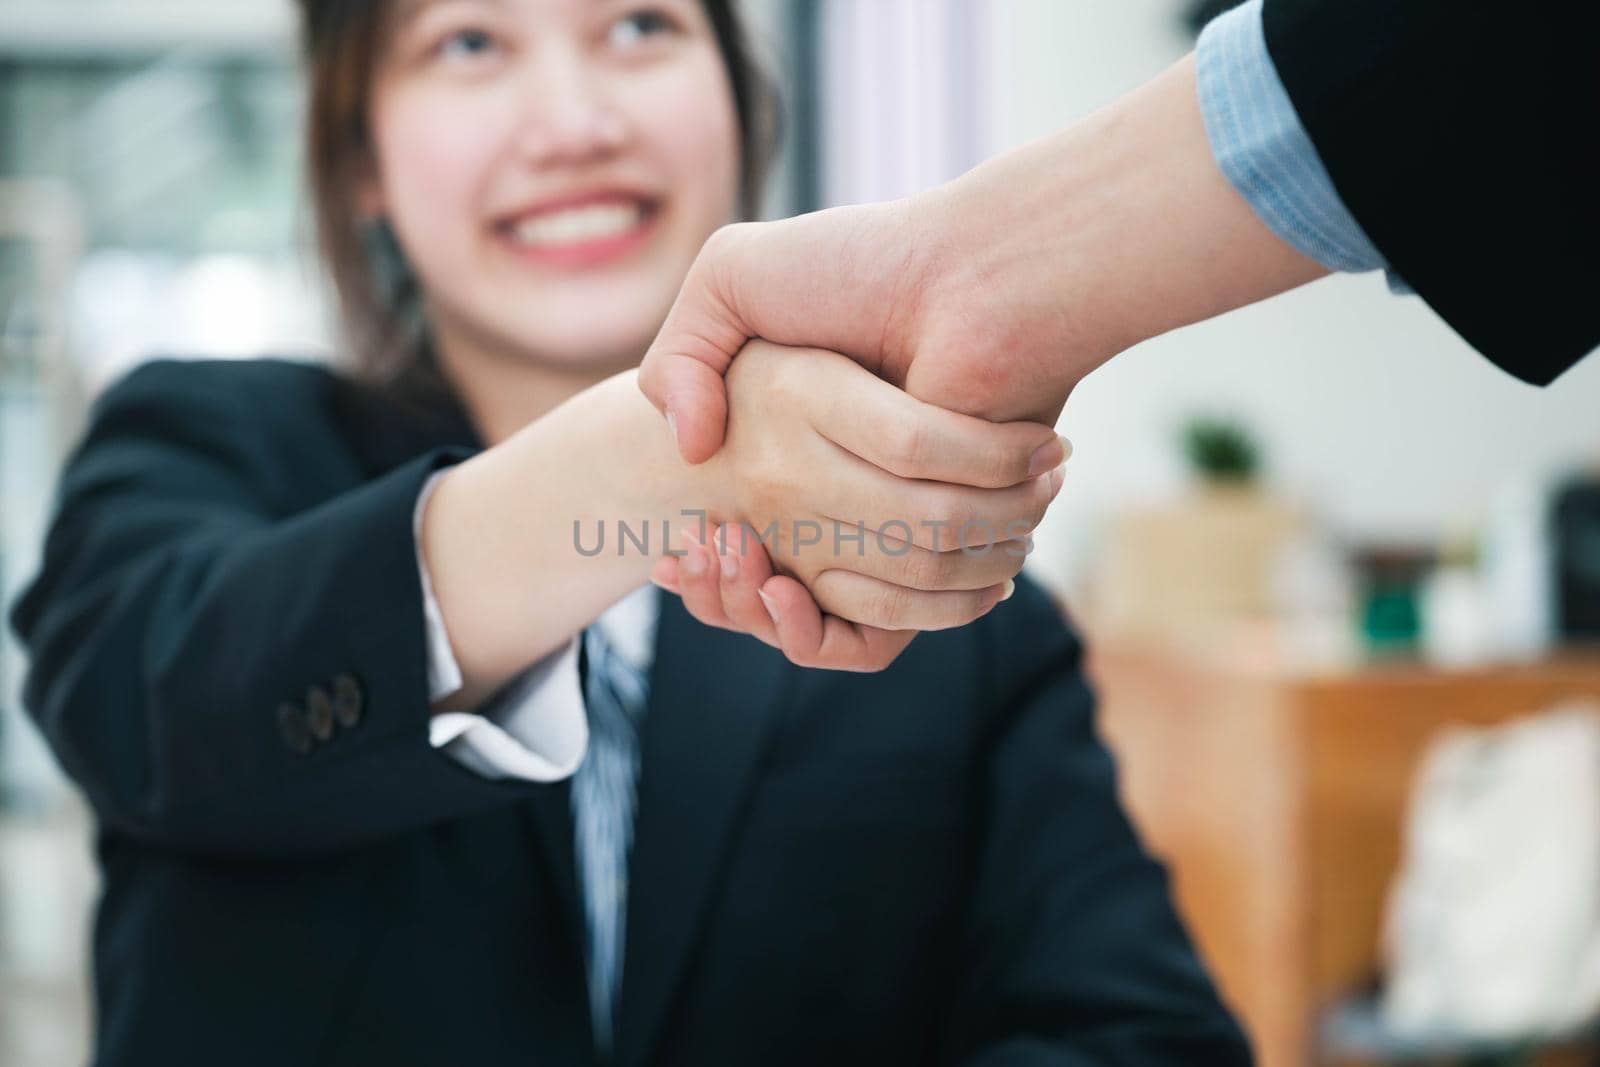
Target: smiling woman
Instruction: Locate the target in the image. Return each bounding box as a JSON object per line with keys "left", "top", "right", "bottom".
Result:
{"left": 303, "top": 0, "right": 778, "bottom": 391}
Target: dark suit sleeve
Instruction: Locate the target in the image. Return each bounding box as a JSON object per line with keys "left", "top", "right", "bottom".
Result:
{"left": 942, "top": 587, "right": 1251, "bottom": 1066}
{"left": 7, "top": 359, "right": 551, "bottom": 858}
{"left": 1261, "top": 0, "right": 1600, "bottom": 385}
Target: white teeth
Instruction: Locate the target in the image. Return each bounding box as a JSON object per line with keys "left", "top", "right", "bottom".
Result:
{"left": 509, "top": 202, "right": 644, "bottom": 246}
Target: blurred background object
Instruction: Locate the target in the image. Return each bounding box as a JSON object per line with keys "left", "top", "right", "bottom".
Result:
{"left": 1089, "top": 413, "right": 1310, "bottom": 648}
{"left": 1555, "top": 476, "right": 1600, "bottom": 642}
{"left": 0, "top": 177, "right": 93, "bottom": 1067}
{"left": 1381, "top": 705, "right": 1600, "bottom": 1045}
{"left": 2, "top": 3, "right": 1598, "bottom": 1066}
{"left": 0, "top": 5, "right": 310, "bottom": 1064}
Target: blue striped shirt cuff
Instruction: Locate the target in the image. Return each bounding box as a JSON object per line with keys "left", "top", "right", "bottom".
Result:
{"left": 1196, "top": 0, "right": 1403, "bottom": 287}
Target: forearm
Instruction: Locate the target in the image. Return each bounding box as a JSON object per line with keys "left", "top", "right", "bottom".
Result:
{"left": 421, "top": 370, "right": 701, "bottom": 709}
{"left": 910, "top": 54, "right": 1328, "bottom": 420}
{"left": 8, "top": 357, "right": 558, "bottom": 853}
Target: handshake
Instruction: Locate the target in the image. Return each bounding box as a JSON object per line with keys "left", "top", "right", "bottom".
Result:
{"left": 633, "top": 174, "right": 1104, "bottom": 674}
{"left": 634, "top": 55, "right": 1326, "bottom": 672}
{"left": 641, "top": 336, "right": 1069, "bottom": 673}
{"left": 426, "top": 55, "right": 1347, "bottom": 699}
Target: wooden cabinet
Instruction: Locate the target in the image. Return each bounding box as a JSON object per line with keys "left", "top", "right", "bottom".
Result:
{"left": 1087, "top": 641, "right": 1600, "bottom": 1067}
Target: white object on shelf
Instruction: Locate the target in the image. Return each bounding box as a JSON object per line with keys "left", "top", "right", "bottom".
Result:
{"left": 1420, "top": 566, "right": 1495, "bottom": 668}
{"left": 1382, "top": 704, "right": 1600, "bottom": 1042}
{"left": 1482, "top": 482, "right": 1554, "bottom": 661}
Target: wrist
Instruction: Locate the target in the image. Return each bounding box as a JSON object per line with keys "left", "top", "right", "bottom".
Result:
{"left": 589, "top": 370, "right": 727, "bottom": 551}
{"left": 912, "top": 54, "right": 1326, "bottom": 422}
{"left": 916, "top": 110, "right": 1139, "bottom": 366}
{"left": 1049, "top": 54, "right": 1325, "bottom": 345}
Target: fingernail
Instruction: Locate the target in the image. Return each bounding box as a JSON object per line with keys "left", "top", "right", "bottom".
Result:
{"left": 1001, "top": 578, "right": 1016, "bottom": 601}
{"left": 719, "top": 549, "right": 739, "bottom": 581}
{"left": 1058, "top": 434, "right": 1073, "bottom": 462}
{"left": 666, "top": 408, "right": 681, "bottom": 451}
{"left": 683, "top": 539, "right": 707, "bottom": 578}
{"left": 757, "top": 588, "right": 780, "bottom": 625}
{"left": 1028, "top": 434, "right": 1068, "bottom": 476}
{"left": 1049, "top": 464, "right": 1066, "bottom": 498}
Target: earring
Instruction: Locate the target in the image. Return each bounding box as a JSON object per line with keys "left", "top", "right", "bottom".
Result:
{"left": 360, "top": 217, "right": 428, "bottom": 359}
{"left": 361, "top": 217, "right": 412, "bottom": 301}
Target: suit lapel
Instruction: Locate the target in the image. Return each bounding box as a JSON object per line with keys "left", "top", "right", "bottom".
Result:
{"left": 519, "top": 781, "right": 593, "bottom": 1029}
{"left": 617, "top": 591, "right": 791, "bottom": 1067}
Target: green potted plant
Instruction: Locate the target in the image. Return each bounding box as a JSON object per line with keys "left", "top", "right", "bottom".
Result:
{"left": 1182, "top": 416, "right": 1260, "bottom": 486}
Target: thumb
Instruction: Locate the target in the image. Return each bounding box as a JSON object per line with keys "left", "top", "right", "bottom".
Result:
{"left": 642, "top": 355, "right": 729, "bottom": 466}
{"left": 639, "top": 226, "right": 757, "bottom": 464}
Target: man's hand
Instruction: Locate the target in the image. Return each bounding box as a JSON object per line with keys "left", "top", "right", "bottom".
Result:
{"left": 636, "top": 193, "right": 1080, "bottom": 465}
{"left": 639, "top": 54, "right": 1328, "bottom": 464}
{"left": 636, "top": 199, "right": 943, "bottom": 464}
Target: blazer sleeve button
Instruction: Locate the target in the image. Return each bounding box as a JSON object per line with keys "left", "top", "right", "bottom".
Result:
{"left": 305, "top": 686, "right": 335, "bottom": 742}
{"left": 277, "top": 702, "right": 314, "bottom": 755}
{"left": 332, "top": 672, "right": 364, "bottom": 729}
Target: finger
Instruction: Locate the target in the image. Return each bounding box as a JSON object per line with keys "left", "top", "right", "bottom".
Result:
{"left": 759, "top": 575, "right": 918, "bottom": 672}
{"left": 675, "top": 535, "right": 734, "bottom": 630}
{"left": 649, "top": 555, "right": 681, "bottom": 593}
{"left": 638, "top": 230, "right": 757, "bottom": 464}
{"left": 675, "top": 524, "right": 787, "bottom": 649}
{"left": 639, "top": 352, "right": 731, "bottom": 466}
{"left": 713, "top": 523, "right": 782, "bottom": 647}
{"left": 808, "top": 453, "right": 1064, "bottom": 553}
{"left": 885, "top": 462, "right": 1063, "bottom": 551}
{"left": 802, "top": 350, "right": 1071, "bottom": 488}
{"left": 809, "top": 570, "right": 1011, "bottom": 631}
{"left": 804, "top": 532, "right": 1031, "bottom": 592}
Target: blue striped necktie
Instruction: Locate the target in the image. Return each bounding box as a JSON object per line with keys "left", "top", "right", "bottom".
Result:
{"left": 573, "top": 625, "right": 650, "bottom": 1060}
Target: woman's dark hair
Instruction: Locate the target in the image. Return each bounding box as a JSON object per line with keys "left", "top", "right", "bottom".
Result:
{"left": 296, "top": 0, "right": 780, "bottom": 393}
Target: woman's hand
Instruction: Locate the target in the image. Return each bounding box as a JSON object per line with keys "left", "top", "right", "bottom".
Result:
{"left": 422, "top": 342, "right": 1066, "bottom": 699}
{"left": 649, "top": 521, "right": 883, "bottom": 670}
{"left": 648, "top": 519, "right": 1003, "bottom": 672}
{"left": 662, "top": 341, "right": 1067, "bottom": 668}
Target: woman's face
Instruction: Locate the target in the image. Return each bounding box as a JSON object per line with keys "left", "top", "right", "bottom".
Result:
{"left": 365, "top": 0, "right": 742, "bottom": 373}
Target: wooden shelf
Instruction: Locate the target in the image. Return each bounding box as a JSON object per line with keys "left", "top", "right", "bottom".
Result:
{"left": 1088, "top": 640, "right": 1600, "bottom": 1067}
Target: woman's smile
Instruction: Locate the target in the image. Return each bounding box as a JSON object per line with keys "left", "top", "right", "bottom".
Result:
{"left": 494, "top": 189, "right": 664, "bottom": 270}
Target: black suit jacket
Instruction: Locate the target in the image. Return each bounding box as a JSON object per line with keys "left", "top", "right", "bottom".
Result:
{"left": 9, "top": 357, "right": 1250, "bottom": 1066}
{"left": 1263, "top": 0, "right": 1599, "bottom": 385}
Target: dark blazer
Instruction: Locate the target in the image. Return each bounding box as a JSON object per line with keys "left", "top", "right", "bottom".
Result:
{"left": 9, "top": 356, "right": 1250, "bottom": 1067}
{"left": 1263, "top": 0, "right": 1600, "bottom": 385}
